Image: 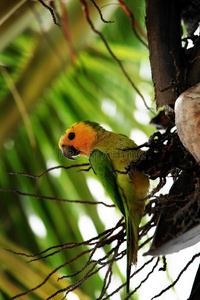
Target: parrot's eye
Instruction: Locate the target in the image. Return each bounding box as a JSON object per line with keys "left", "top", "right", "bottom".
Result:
{"left": 68, "top": 132, "right": 75, "bottom": 140}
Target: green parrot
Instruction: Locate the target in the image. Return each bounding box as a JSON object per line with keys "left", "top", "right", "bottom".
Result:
{"left": 59, "top": 121, "right": 149, "bottom": 292}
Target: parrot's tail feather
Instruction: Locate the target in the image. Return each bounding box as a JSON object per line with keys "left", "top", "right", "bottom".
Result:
{"left": 126, "top": 263, "right": 131, "bottom": 294}
{"left": 126, "top": 214, "right": 138, "bottom": 293}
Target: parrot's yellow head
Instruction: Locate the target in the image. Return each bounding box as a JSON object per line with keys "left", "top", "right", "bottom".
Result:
{"left": 59, "top": 121, "right": 105, "bottom": 160}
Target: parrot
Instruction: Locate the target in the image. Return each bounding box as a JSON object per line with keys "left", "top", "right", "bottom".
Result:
{"left": 59, "top": 121, "right": 149, "bottom": 293}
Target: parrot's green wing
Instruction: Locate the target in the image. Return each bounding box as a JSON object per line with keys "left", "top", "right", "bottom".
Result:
{"left": 89, "top": 149, "right": 125, "bottom": 216}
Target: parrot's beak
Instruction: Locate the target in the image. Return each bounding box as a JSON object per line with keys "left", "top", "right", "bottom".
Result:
{"left": 61, "top": 145, "right": 81, "bottom": 161}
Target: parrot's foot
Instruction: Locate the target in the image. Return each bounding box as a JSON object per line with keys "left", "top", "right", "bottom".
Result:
{"left": 125, "top": 161, "right": 136, "bottom": 179}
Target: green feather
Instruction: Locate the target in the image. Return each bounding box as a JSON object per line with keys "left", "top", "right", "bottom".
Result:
{"left": 89, "top": 149, "right": 125, "bottom": 216}
{"left": 82, "top": 121, "right": 106, "bottom": 133}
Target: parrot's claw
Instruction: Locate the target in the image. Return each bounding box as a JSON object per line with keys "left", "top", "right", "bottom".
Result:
{"left": 125, "top": 161, "right": 137, "bottom": 180}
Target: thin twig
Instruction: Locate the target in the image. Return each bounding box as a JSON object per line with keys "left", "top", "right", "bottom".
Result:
{"left": 37, "top": 0, "right": 60, "bottom": 26}
{"left": 0, "top": 188, "right": 115, "bottom": 208}
{"left": 79, "top": 0, "right": 152, "bottom": 111}
{"left": 6, "top": 218, "right": 124, "bottom": 262}
{"left": 118, "top": 0, "right": 148, "bottom": 47}
{"left": 90, "top": 0, "right": 114, "bottom": 23}
{"left": 8, "top": 163, "right": 91, "bottom": 178}
{"left": 125, "top": 257, "right": 159, "bottom": 300}
{"left": 102, "top": 257, "right": 155, "bottom": 299}
{"left": 151, "top": 252, "right": 200, "bottom": 299}
{"left": 9, "top": 259, "right": 69, "bottom": 300}
{"left": 59, "top": 0, "right": 76, "bottom": 63}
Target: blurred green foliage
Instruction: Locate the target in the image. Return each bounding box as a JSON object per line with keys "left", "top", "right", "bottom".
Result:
{"left": 0, "top": 0, "right": 155, "bottom": 299}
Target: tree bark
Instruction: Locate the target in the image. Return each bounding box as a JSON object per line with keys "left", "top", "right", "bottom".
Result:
{"left": 145, "top": 0, "right": 184, "bottom": 108}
